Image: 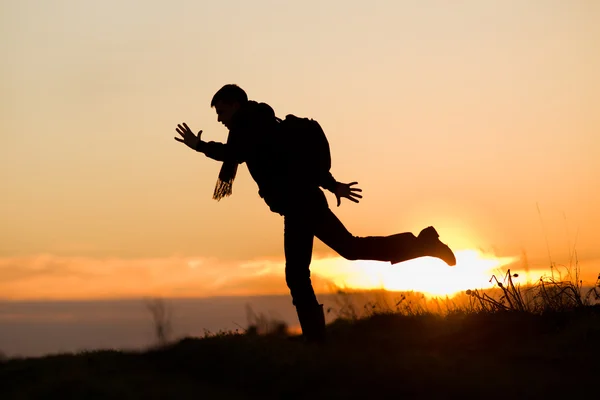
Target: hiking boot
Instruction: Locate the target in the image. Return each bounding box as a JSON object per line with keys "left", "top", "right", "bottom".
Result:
{"left": 295, "top": 304, "right": 326, "bottom": 343}
{"left": 418, "top": 226, "right": 456, "bottom": 266}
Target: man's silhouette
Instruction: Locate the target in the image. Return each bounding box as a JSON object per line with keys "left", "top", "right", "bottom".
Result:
{"left": 175, "top": 84, "right": 456, "bottom": 342}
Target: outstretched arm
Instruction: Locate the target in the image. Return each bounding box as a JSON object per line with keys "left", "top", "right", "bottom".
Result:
{"left": 334, "top": 181, "right": 363, "bottom": 207}
{"left": 331, "top": 180, "right": 363, "bottom": 207}
{"left": 319, "top": 172, "right": 338, "bottom": 193}
{"left": 175, "top": 123, "right": 201, "bottom": 149}
{"left": 318, "top": 171, "right": 363, "bottom": 206}
{"left": 174, "top": 122, "right": 234, "bottom": 162}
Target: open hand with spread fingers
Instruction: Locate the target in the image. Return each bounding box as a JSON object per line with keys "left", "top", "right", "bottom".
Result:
{"left": 334, "top": 181, "right": 363, "bottom": 207}
{"left": 174, "top": 122, "right": 202, "bottom": 150}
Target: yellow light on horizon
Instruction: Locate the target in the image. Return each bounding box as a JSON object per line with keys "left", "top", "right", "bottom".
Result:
{"left": 313, "top": 250, "right": 518, "bottom": 297}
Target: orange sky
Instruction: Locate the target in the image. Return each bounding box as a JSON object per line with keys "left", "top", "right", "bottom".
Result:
{"left": 1, "top": 0, "right": 599, "bottom": 300}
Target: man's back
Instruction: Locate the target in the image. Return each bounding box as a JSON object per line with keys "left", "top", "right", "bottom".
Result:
{"left": 228, "top": 102, "right": 333, "bottom": 214}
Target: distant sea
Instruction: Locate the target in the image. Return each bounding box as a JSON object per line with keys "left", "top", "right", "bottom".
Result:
{"left": 1, "top": 286, "right": 597, "bottom": 358}
{"left": 0, "top": 295, "right": 339, "bottom": 358}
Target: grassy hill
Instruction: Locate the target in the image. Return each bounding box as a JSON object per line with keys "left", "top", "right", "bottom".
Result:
{"left": 1, "top": 306, "right": 599, "bottom": 399}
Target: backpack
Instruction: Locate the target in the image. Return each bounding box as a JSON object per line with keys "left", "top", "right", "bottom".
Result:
{"left": 276, "top": 114, "right": 332, "bottom": 185}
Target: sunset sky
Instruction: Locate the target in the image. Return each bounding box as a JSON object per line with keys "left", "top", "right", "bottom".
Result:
{"left": 1, "top": 0, "right": 599, "bottom": 300}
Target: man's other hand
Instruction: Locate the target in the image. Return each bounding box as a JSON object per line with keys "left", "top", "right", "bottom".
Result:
{"left": 175, "top": 122, "right": 202, "bottom": 150}
{"left": 334, "top": 181, "right": 363, "bottom": 207}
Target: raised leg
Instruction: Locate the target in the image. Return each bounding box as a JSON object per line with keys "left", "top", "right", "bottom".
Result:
{"left": 313, "top": 208, "right": 419, "bottom": 262}
{"left": 314, "top": 208, "right": 456, "bottom": 266}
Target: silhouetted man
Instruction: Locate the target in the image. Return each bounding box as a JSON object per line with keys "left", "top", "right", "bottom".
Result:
{"left": 175, "top": 84, "right": 456, "bottom": 342}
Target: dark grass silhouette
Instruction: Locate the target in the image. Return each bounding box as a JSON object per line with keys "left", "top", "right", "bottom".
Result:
{"left": 1, "top": 308, "right": 599, "bottom": 399}
{"left": 1, "top": 271, "right": 599, "bottom": 399}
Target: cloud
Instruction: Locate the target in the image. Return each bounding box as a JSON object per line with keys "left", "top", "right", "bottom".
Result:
{"left": 0, "top": 253, "right": 340, "bottom": 301}
{"left": 0, "top": 254, "right": 104, "bottom": 283}
{"left": 0, "top": 254, "right": 298, "bottom": 300}
{"left": 1, "top": 251, "right": 595, "bottom": 301}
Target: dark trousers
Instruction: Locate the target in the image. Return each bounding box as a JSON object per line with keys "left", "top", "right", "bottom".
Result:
{"left": 283, "top": 191, "right": 419, "bottom": 308}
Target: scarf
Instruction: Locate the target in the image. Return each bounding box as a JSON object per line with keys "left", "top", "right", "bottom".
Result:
{"left": 212, "top": 164, "right": 237, "bottom": 200}
{"left": 212, "top": 129, "right": 240, "bottom": 201}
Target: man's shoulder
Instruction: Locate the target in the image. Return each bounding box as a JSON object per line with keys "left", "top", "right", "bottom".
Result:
{"left": 233, "top": 101, "right": 276, "bottom": 129}
{"left": 245, "top": 100, "right": 275, "bottom": 119}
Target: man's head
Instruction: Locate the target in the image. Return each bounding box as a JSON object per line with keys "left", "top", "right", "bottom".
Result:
{"left": 211, "top": 84, "right": 248, "bottom": 130}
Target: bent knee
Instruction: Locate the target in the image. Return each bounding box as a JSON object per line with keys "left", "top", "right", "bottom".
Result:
{"left": 336, "top": 246, "right": 360, "bottom": 261}
{"left": 332, "top": 235, "right": 367, "bottom": 260}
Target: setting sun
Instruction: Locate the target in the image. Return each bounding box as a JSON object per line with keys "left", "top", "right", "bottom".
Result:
{"left": 314, "top": 250, "right": 518, "bottom": 297}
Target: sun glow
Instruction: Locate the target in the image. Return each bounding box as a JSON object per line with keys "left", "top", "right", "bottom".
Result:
{"left": 313, "top": 250, "right": 518, "bottom": 297}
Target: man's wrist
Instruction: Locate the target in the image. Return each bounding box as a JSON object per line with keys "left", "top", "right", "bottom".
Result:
{"left": 328, "top": 181, "right": 340, "bottom": 193}
{"left": 195, "top": 139, "right": 205, "bottom": 152}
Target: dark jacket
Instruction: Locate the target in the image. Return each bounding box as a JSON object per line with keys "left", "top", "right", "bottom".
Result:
{"left": 195, "top": 101, "right": 337, "bottom": 214}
